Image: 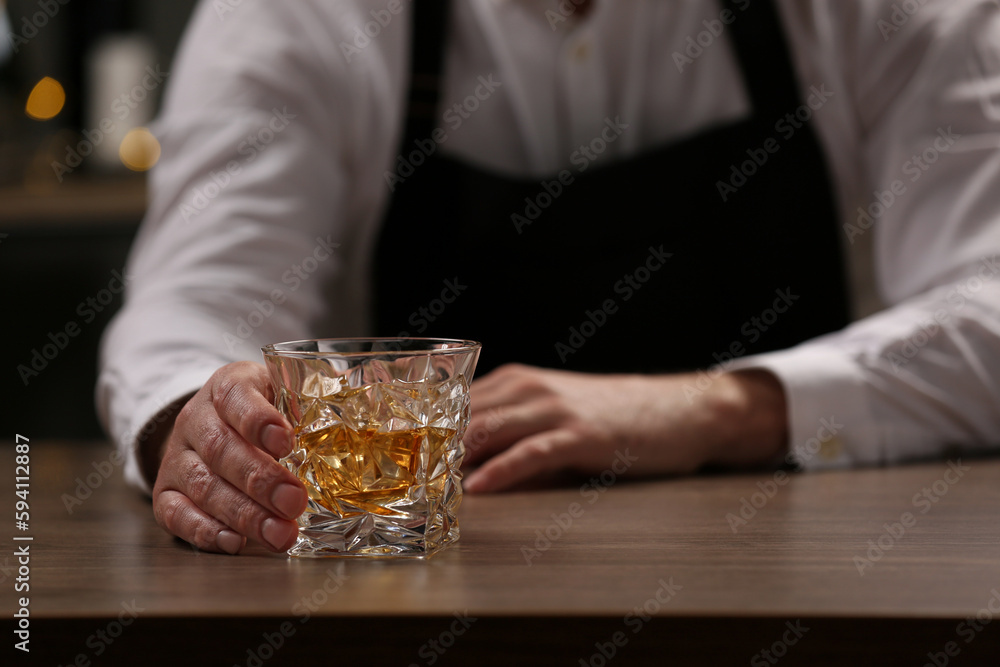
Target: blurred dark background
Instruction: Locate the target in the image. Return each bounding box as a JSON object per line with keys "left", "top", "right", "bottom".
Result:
{"left": 1, "top": 0, "right": 199, "bottom": 439}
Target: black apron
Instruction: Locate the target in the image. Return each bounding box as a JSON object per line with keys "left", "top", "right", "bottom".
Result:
{"left": 373, "top": 0, "right": 850, "bottom": 375}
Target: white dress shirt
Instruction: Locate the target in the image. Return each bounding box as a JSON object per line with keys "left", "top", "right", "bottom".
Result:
{"left": 98, "top": 0, "right": 1000, "bottom": 493}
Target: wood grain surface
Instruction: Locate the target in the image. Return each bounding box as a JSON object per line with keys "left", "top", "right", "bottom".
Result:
{"left": 3, "top": 440, "right": 999, "bottom": 666}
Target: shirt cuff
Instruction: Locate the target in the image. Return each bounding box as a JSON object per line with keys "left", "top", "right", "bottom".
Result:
{"left": 728, "top": 345, "right": 882, "bottom": 472}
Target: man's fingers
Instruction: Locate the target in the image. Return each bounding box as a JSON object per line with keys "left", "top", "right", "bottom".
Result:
{"left": 162, "top": 448, "right": 302, "bottom": 552}
{"left": 151, "top": 361, "right": 306, "bottom": 554}
{"left": 463, "top": 429, "right": 578, "bottom": 493}
{"left": 469, "top": 363, "right": 525, "bottom": 394}
{"left": 209, "top": 362, "right": 293, "bottom": 459}
{"left": 153, "top": 489, "right": 248, "bottom": 554}
{"left": 470, "top": 363, "right": 550, "bottom": 412}
{"left": 184, "top": 412, "right": 307, "bottom": 523}
{"left": 464, "top": 399, "right": 565, "bottom": 467}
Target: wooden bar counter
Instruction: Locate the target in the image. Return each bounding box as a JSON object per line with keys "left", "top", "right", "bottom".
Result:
{"left": 3, "top": 440, "right": 999, "bottom": 665}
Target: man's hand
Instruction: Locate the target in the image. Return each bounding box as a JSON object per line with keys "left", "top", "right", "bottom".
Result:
{"left": 151, "top": 362, "right": 307, "bottom": 554}
{"left": 462, "top": 364, "right": 788, "bottom": 493}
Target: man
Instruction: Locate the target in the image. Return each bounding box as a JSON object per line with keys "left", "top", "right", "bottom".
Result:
{"left": 99, "top": 0, "right": 1000, "bottom": 555}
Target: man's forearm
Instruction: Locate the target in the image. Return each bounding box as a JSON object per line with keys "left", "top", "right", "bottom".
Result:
{"left": 702, "top": 370, "right": 789, "bottom": 468}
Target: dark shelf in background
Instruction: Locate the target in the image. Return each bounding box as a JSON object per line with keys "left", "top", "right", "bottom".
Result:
{"left": 2, "top": 175, "right": 145, "bottom": 438}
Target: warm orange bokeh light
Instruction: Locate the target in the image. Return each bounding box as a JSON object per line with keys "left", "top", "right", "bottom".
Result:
{"left": 118, "top": 127, "right": 161, "bottom": 172}
{"left": 25, "top": 77, "right": 66, "bottom": 120}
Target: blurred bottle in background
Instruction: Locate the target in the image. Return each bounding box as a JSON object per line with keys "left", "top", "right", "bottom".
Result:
{"left": 82, "top": 33, "right": 159, "bottom": 174}
{"left": 1, "top": 0, "right": 197, "bottom": 439}
{"left": 1, "top": 0, "right": 196, "bottom": 190}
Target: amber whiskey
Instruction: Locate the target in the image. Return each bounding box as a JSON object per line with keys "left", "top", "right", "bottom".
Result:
{"left": 293, "top": 423, "right": 456, "bottom": 517}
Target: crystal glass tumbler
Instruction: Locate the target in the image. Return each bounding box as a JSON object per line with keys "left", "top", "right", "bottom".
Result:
{"left": 262, "top": 338, "right": 481, "bottom": 558}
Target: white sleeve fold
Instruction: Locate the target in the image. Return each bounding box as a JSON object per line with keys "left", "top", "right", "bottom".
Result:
{"left": 96, "top": 0, "right": 408, "bottom": 494}
{"left": 733, "top": 0, "right": 1000, "bottom": 471}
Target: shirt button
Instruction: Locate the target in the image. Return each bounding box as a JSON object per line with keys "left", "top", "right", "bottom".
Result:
{"left": 572, "top": 39, "right": 590, "bottom": 62}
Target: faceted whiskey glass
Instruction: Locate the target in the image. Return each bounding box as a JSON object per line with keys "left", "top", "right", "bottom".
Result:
{"left": 262, "top": 338, "right": 481, "bottom": 558}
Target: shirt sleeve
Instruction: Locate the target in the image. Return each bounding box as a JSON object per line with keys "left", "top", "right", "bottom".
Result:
{"left": 96, "top": 0, "right": 408, "bottom": 493}
{"left": 734, "top": 0, "right": 1000, "bottom": 470}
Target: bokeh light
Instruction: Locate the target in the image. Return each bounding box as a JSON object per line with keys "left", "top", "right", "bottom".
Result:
{"left": 118, "top": 127, "right": 161, "bottom": 171}
{"left": 25, "top": 77, "right": 66, "bottom": 120}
